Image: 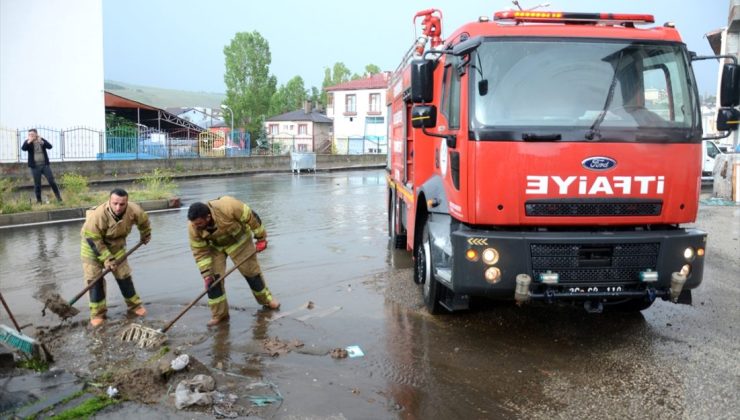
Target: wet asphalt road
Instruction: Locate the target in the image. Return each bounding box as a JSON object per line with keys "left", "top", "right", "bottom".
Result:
{"left": 0, "top": 170, "right": 738, "bottom": 419}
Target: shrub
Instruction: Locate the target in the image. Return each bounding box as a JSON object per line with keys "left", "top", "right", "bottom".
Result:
{"left": 60, "top": 173, "right": 89, "bottom": 195}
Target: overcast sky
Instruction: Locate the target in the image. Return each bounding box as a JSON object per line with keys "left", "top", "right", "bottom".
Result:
{"left": 103, "top": 0, "right": 730, "bottom": 95}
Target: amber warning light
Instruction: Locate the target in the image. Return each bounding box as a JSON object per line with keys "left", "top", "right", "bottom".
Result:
{"left": 493, "top": 11, "right": 655, "bottom": 25}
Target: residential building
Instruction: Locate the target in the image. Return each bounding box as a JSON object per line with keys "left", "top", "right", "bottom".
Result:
{"left": 325, "top": 73, "right": 389, "bottom": 154}
{"left": 264, "top": 102, "right": 333, "bottom": 154}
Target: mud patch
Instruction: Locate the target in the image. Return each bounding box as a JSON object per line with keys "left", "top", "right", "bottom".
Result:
{"left": 262, "top": 336, "right": 304, "bottom": 357}
{"left": 40, "top": 292, "right": 80, "bottom": 320}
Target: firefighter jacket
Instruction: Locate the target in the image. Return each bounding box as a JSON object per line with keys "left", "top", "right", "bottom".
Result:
{"left": 188, "top": 196, "right": 266, "bottom": 279}
{"left": 80, "top": 201, "right": 151, "bottom": 263}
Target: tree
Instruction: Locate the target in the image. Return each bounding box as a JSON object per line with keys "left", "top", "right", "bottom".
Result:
{"left": 223, "top": 31, "right": 277, "bottom": 143}
{"left": 364, "top": 64, "right": 381, "bottom": 76}
{"left": 269, "top": 76, "right": 308, "bottom": 116}
{"left": 309, "top": 87, "right": 321, "bottom": 105}
{"left": 320, "top": 62, "right": 352, "bottom": 107}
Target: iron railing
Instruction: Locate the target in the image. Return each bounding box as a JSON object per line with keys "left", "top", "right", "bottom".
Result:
{"left": 1, "top": 127, "right": 388, "bottom": 162}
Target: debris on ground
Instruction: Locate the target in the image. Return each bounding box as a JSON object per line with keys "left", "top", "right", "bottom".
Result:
{"left": 346, "top": 345, "right": 365, "bottom": 358}
{"left": 262, "top": 337, "right": 304, "bottom": 357}
{"left": 330, "top": 348, "right": 348, "bottom": 359}
{"left": 174, "top": 374, "right": 215, "bottom": 409}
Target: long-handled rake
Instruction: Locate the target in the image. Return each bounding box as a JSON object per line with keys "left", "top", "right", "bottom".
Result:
{"left": 42, "top": 241, "right": 144, "bottom": 320}
{"left": 120, "top": 252, "right": 252, "bottom": 348}
{"left": 0, "top": 290, "right": 53, "bottom": 361}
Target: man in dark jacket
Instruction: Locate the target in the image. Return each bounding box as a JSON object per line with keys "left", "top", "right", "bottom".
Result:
{"left": 20, "top": 128, "right": 62, "bottom": 203}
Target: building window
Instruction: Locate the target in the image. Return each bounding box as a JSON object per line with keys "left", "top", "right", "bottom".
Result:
{"left": 288, "top": 124, "right": 295, "bottom": 132}
{"left": 345, "top": 94, "right": 356, "bottom": 115}
{"left": 368, "top": 93, "right": 381, "bottom": 114}
{"left": 268, "top": 124, "right": 278, "bottom": 135}
{"left": 298, "top": 124, "right": 308, "bottom": 135}
{"left": 366, "top": 116, "right": 384, "bottom": 124}
{"left": 327, "top": 93, "right": 334, "bottom": 109}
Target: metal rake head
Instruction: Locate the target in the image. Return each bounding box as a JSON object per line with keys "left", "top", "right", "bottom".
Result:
{"left": 120, "top": 323, "right": 166, "bottom": 348}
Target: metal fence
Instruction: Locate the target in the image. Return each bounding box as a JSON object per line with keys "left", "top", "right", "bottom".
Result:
{"left": 261, "top": 136, "right": 388, "bottom": 156}
{"left": 1, "top": 127, "right": 388, "bottom": 162}
{"left": 0, "top": 126, "right": 252, "bottom": 162}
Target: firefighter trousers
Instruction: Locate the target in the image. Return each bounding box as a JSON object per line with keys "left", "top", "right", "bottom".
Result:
{"left": 206, "top": 244, "right": 275, "bottom": 321}
{"left": 82, "top": 258, "right": 143, "bottom": 319}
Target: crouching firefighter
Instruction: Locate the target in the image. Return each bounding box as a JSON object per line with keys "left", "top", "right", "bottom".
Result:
{"left": 187, "top": 196, "right": 280, "bottom": 326}
{"left": 80, "top": 188, "right": 151, "bottom": 327}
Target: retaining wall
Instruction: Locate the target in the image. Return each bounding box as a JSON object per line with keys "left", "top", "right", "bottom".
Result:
{"left": 0, "top": 154, "right": 387, "bottom": 183}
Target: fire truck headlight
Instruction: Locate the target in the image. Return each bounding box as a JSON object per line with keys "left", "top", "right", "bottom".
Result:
{"left": 484, "top": 267, "right": 501, "bottom": 284}
{"left": 482, "top": 248, "right": 499, "bottom": 265}
{"left": 465, "top": 249, "right": 479, "bottom": 262}
{"left": 697, "top": 248, "right": 705, "bottom": 257}
{"left": 683, "top": 247, "right": 695, "bottom": 261}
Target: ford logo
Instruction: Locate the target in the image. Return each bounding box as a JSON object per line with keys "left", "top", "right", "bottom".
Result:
{"left": 582, "top": 157, "right": 617, "bottom": 171}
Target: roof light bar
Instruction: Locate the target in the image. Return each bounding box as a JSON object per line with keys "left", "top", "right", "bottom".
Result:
{"left": 494, "top": 11, "right": 655, "bottom": 25}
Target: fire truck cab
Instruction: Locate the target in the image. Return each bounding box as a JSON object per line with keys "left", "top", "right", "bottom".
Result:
{"left": 387, "top": 10, "right": 740, "bottom": 314}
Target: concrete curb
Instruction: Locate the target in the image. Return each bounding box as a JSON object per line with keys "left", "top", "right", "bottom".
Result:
{"left": 0, "top": 198, "right": 182, "bottom": 229}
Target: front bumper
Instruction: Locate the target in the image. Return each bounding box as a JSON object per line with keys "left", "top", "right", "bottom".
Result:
{"left": 444, "top": 224, "right": 706, "bottom": 301}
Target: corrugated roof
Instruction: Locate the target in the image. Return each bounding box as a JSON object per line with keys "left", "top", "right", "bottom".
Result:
{"left": 325, "top": 72, "right": 389, "bottom": 92}
{"left": 266, "top": 109, "right": 333, "bottom": 123}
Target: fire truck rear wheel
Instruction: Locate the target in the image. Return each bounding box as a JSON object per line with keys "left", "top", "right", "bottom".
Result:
{"left": 419, "top": 222, "right": 444, "bottom": 314}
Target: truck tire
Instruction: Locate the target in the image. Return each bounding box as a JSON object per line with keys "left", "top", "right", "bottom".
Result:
{"left": 608, "top": 298, "right": 654, "bottom": 312}
{"left": 389, "top": 190, "right": 406, "bottom": 249}
{"left": 418, "top": 222, "right": 444, "bottom": 314}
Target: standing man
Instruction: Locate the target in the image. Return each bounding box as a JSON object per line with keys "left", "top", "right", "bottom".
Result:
{"left": 20, "top": 128, "right": 62, "bottom": 204}
{"left": 81, "top": 188, "right": 151, "bottom": 327}
{"left": 187, "top": 196, "right": 279, "bottom": 326}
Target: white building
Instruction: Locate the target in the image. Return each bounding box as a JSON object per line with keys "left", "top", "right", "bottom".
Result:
{"left": 0, "top": 0, "right": 105, "bottom": 161}
{"left": 325, "top": 73, "right": 389, "bottom": 154}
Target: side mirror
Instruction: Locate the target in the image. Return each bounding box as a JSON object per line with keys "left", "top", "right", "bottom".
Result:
{"left": 411, "top": 59, "right": 434, "bottom": 103}
{"left": 716, "top": 107, "right": 740, "bottom": 131}
{"left": 411, "top": 105, "right": 437, "bottom": 128}
{"left": 720, "top": 63, "right": 740, "bottom": 107}
{"left": 452, "top": 36, "right": 482, "bottom": 56}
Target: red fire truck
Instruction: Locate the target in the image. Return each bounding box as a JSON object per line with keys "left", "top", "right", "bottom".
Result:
{"left": 387, "top": 9, "right": 740, "bottom": 313}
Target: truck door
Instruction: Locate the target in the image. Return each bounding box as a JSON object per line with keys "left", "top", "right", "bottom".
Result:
{"left": 703, "top": 140, "right": 722, "bottom": 179}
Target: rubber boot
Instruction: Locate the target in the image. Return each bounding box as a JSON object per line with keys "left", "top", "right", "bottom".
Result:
{"left": 245, "top": 274, "right": 279, "bottom": 309}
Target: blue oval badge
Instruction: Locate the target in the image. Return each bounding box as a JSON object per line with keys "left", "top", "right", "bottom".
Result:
{"left": 582, "top": 157, "right": 617, "bottom": 171}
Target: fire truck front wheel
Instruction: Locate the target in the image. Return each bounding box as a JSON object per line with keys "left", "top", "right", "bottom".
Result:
{"left": 418, "top": 222, "right": 444, "bottom": 314}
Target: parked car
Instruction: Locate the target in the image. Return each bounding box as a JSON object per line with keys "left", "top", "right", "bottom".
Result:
{"left": 702, "top": 140, "right": 724, "bottom": 182}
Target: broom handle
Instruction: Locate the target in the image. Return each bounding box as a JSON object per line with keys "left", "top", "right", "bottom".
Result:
{"left": 68, "top": 241, "right": 145, "bottom": 306}
{"left": 160, "top": 251, "right": 254, "bottom": 334}
{"left": 0, "top": 291, "right": 23, "bottom": 332}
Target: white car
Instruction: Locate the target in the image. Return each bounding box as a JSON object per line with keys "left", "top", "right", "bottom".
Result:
{"left": 702, "top": 140, "right": 723, "bottom": 182}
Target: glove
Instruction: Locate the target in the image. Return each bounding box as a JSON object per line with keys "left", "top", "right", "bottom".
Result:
{"left": 255, "top": 239, "right": 268, "bottom": 253}
{"left": 141, "top": 234, "right": 151, "bottom": 245}
{"left": 104, "top": 258, "right": 118, "bottom": 271}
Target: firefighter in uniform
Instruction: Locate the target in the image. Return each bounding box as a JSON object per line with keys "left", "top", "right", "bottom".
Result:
{"left": 81, "top": 188, "right": 151, "bottom": 327}
{"left": 187, "top": 196, "right": 280, "bottom": 326}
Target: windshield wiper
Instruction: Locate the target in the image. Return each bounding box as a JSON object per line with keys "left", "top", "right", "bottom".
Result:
{"left": 585, "top": 50, "right": 624, "bottom": 141}
{"left": 522, "top": 133, "right": 562, "bottom": 141}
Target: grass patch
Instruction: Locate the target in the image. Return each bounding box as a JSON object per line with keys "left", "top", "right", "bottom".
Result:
{"left": 48, "top": 395, "right": 119, "bottom": 420}
{"left": 0, "top": 170, "right": 177, "bottom": 215}
{"left": 18, "top": 357, "right": 50, "bottom": 372}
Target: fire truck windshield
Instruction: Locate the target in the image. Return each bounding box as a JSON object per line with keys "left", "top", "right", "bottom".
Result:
{"left": 470, "top": 38, "right": 700, "bottom": 142}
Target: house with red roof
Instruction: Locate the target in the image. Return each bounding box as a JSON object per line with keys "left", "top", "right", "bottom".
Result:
{"left": 325, "top": 72, "right": 389, "bottom": 154}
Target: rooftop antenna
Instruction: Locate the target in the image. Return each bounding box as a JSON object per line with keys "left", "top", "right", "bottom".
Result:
{"left": 512, "top": 1, "right": 551, "bottom": 11}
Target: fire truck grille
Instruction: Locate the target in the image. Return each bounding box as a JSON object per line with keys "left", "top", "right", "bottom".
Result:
{"left": 530, "top": 243, "right": 659, "bottom": 284}
{"left": 525, "top": 201, "right": 662, "bottom": 217}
